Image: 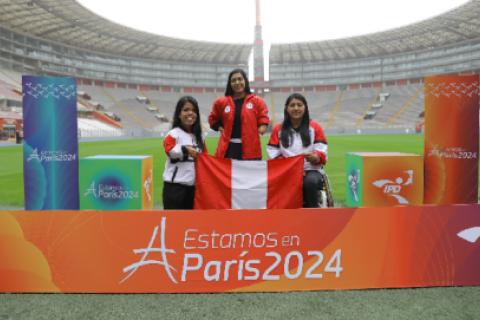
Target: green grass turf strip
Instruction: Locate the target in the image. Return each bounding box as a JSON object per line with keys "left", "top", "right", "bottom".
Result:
{"left": 1, "top": 286, "right": 480, "bottom": 319}
{"left": 0, "top": 134, "right": 425, "bottom": 208}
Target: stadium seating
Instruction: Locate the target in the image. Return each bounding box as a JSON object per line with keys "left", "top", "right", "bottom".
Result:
{"left": 77, "top": 118, "right": 123, "bottom": 138}
{"left": 264, "top": 85, "right": 423, "bottom": 131}
{"left": 0, "top": 69, "right": 21, "bottom": 89}
{"left": 373, "top": 84, "right": 423, "bottom": 127}
{"left": 0, "top": 67, "right": 429, "bottom": 137}
{"left": 77, "top": 86, "right": 173, "bottom": 131}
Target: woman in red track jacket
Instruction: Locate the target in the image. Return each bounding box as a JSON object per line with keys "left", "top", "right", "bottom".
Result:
{"left": 208, "top": 69, "right": 270, "bottom": 160}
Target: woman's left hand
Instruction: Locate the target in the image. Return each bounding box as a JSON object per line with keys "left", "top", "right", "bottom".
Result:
{"left": 304, "top": 152, "right": 320, "bottom": 164}
{"left": 258, "top": 124, "right": 267, "bottom": 135}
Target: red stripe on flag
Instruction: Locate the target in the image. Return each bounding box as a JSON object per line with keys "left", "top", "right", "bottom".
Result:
{"left": 267, "top": 156, "right": 304, "bottom": 209}
{"left": 194, "top": 154, "right": 232, "bottom": 209}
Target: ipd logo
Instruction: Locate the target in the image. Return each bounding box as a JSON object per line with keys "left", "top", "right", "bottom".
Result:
{"left": 372, "top": 170, "right": 413, "bottom": 205}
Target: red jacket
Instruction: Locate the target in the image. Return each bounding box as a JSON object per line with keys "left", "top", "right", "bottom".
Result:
{"left": 208, "top": 94, "right": 270, "bottom": 159}
{"left": 267, "top": 121, "right": 328, "bottom": 171}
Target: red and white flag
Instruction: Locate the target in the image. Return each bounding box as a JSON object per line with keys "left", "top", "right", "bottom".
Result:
{"left": 194, "top": 154, "right": 304, "bottom": 209}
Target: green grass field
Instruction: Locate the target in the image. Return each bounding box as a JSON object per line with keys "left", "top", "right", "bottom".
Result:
{"left": 0, "top": 134, "right": 424, "bottom": 208}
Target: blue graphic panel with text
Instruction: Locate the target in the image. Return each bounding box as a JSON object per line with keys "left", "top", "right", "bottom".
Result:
{"left": 22, "top": 76, "right": 79, "bottom": 210}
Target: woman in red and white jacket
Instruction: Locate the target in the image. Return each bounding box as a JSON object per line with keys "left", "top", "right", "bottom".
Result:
{"left": 208, "top": 69, "right": 270, "bottom": 160}
{"left": 267, "top": 93, "right": 328, "bottom": 208}
{"left": 163, "top": 96, "right": 206, "bottom": 209}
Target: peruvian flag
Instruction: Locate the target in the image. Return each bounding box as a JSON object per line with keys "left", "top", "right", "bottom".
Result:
{"left": 194, "top": 154, "right": 304, "bottom": 209}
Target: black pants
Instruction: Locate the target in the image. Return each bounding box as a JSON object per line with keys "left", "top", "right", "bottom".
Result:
{"left": 225, "top": 143, "right": 261, "bottom": 160}
{"left": 163, "top": 182, "right": 195, "bottom": 210}
{"left": 225, "top": 142, "right": 243, "bottom": 160}
{"left": 303, "top": 170, "right": 325, "bottom": 208}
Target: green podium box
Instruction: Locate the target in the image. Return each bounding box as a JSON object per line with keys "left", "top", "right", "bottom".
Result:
{"left": 346, "top": 152, "right": 423, "bottom": 208}
{"left": 79, "top": 155, "right": 154, "bottom": 210}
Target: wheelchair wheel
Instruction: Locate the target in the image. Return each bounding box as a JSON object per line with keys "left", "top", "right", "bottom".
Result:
{"left": 319, "top": 171, "right": 334, "bottom": 208}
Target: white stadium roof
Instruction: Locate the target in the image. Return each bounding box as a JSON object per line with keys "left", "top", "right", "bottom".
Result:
{"left": 0, "top": 0, "right": 251, "bottom": 64}
{"left": 270, "top": 0, "right": 480, "bottom": 63}
{"left": 1, "top": 0, "right": 479, "bottom": 64}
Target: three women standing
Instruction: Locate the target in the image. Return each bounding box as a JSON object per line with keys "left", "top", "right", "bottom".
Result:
{"left": 162, "top": 77, "right": 327, "bottom": 209}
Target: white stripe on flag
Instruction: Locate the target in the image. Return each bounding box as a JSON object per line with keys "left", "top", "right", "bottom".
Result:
{"left": 231, "top": 160, "right": 267, "bottom": 209}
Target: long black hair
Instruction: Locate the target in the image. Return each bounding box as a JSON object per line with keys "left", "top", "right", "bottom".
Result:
{"left": 172, "top": 95, "right": 204, "bottom": 151}
{"left": 280, "top": 93, "right": 311, "bottom": 148}
{"left": 224, "top": 68, "right": 252, "bottom": 97}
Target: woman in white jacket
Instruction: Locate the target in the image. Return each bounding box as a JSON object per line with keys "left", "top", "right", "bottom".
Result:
{"left": 267, "top": 93, "right": 328, "bottom": 208}
{"left": 163, "top": 96, "right": 206, "bottom": 209}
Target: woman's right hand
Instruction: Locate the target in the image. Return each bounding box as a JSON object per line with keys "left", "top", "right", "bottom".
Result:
{"left": 304, "top": 152, "right": 320, "bottom": 164}
{"left": 184, "top": 146, "right": 199, "bottom": 159}
{"left": 218, "top": 126, "right": 224, "bottom": 133}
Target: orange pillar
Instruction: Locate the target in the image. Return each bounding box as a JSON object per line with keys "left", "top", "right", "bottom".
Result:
{"left": 424, "top": 75, "right": 479, "bottom": 204}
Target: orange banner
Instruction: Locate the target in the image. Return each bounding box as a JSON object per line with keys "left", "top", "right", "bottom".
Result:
{"left": 1, "top": 205, "right": 480, "bottom": 293}
{"left": 424, "top": 75, "right": 479, "bottom": 204}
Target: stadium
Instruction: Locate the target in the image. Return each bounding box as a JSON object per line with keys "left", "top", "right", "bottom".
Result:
{"left": 0, "top": 0, "right": 479, "bottom": 319}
